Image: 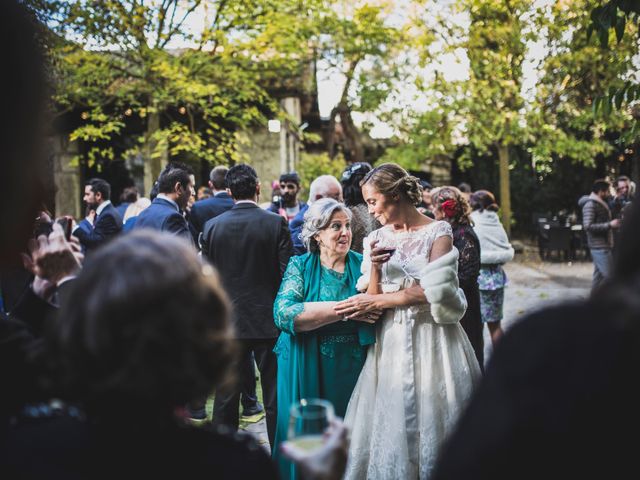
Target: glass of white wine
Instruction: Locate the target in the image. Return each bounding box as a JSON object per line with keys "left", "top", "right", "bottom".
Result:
{"left": 287, "top": 398, "right": 334, "bottom": 455}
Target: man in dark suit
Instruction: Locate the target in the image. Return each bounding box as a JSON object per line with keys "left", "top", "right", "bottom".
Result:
{"left": 73, "top": 178, "right": 122, "bottom": 252}
{"left": 201, "top": 164, "right": 292, "bottom": 448}
{"left": 188, "top": 165, "right": 234, "bottom": 247}
{"left": 133, "top": 162, "right": 195, "bottom": 245}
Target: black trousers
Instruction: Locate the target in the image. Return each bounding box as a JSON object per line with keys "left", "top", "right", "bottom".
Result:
{"left": 213, "top": 338, "right": 277, "bottom": 448}
{"left": 240, "top": 352, "right": 258, "bottom": 409}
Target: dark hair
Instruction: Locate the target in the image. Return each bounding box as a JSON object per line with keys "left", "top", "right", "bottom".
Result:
{"left": 432, "top": 186, "right": 473, "bottom": 226}
{"left": 470, "top": 189, "right": 499, "bottom": 212}
{"left": 341, "top": 162, "right": 372, "bottom": 207}
{"left": 86, "top": 178, "right": 111, "bottom": 201}
{"left": 279, "top": 172, "right": 300, "bottom": 186}
{"left": 120, "top": 186, "right": 138, "bottom": 203}
{"left": 209, "top": 166, "right": 228, "bottom": 190}
{"left": 457, "top": 182, "right": 471, "bottom": 193}
{"left": 0, "top": 1, "right": 49, "bottom": 266}
{"left": 149, "top": 181, "right": 159, "bottom": 201}
{"left": 157, "top": 162, "right": 194, "bottom": 194}
{"left": 226, "top": 164, "right": 258, "bottom": 200}
{"left": 420, "top": 180, "right": 433, "bottom": 191}
{"left": 360, "top": 163, "right": 423, "bottom": 206}
{"left": 53, "top": 231, "right": 235, "bottom": 422}
{"left": 592, "top": 179, "right": 610, "bottom": 194}
{"left": 617, "top": 175, "right": 630, "bottom": 184}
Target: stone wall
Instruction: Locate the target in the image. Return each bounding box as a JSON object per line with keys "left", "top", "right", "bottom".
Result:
{"left": 52, "top": 137, "right": 82, "bottom": 218}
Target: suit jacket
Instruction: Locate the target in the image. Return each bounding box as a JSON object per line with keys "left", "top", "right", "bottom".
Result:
{"left": 133, "top": 197, "right": 192, "bottom": 244}
{"left": 201, "top": 203, "right": 292, "bottom": 339}
{"left": 115, "top": 202, "right": 130, "bottom": 219}
{"left": 188, "top": 192, "right": 234, "bottom": 246}
{"left": 74, "top": 203, "right": 122, "bottom": 252}
{"left": 289, "top": 203, "right": 309, "bottom": 256}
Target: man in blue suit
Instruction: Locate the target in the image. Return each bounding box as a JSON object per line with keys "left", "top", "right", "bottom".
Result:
{"left": 73, "top": 178, "right": 122, "bottom": 253}
{"left": 133, "top": 162, "right": 195, "bottom": 245}
{"left": 188, "top": 165, "right": 234, "bottom": 247}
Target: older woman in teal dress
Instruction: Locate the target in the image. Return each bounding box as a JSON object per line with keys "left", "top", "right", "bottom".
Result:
{"left": 273, "top": 198, "right": 378, "bottom": 480}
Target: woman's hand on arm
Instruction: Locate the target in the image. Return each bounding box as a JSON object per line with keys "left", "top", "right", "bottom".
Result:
{"left": 294, "top": 302, "right": 343, "bottom": 332}
{"left": 334, "top": 294, "right": 384, "bottom": 321}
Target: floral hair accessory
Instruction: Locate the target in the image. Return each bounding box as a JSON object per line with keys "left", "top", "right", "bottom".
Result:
{"left": 441, "top": 199, "right": 457, "bottom": 218}
{"left": 341, "top": 163, "right": 366, "bottom": 181}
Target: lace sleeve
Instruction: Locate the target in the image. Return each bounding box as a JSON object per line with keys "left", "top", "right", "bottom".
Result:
{"left": 273, "top": 256, "right": 305, "bottom": 334}
{"left": 432, "top": 221, "right": 453, "bottom": 241}
{"left": 456, "top": 230, "right": 480, "bottom": 287}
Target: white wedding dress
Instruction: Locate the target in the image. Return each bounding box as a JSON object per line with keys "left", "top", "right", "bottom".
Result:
{"left": 344, "top": 221, "right": 482, "bottom": 480}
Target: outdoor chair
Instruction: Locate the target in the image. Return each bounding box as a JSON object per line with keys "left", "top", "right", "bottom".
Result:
{"left": 542, "top": 225, "right": 572, "bottom": 261}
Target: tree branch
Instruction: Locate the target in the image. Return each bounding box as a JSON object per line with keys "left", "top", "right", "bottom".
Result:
{"left": 160, "top": 0, "right": 202, "bottom": 49}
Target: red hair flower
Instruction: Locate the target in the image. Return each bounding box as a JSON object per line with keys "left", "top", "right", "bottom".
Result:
{"left": 441, "top": 199, "right": 457, "bottom": 218}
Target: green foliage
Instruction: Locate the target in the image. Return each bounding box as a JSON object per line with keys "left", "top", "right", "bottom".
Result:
{"left": 530, "top": 0, "right": 636, "bottom": 173}
{"left": 296, "top": 152, "right": 347, "bottom": 200}
{"left": 587, "top": 0, "right": 640, "bottom": 48}
{"left": 38, "top": 0, "right": 323, "bottom": 168}
{"left": 378, "top": 109, "right": 456, "bottom": 171}
{"left": 587, "top": 0, "right": 640, "bottom": 139}
{"left": 459, "top": 0, "right": 529, "bottom": 152}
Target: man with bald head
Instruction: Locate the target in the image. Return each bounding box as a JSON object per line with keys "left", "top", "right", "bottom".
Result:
{"left": 289, "top": 175, "right": 343, "bottom": 255}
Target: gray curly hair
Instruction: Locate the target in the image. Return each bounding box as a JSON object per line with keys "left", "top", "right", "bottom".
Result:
{"left": 300, "top": 198, "right": 352, "bottom": 253}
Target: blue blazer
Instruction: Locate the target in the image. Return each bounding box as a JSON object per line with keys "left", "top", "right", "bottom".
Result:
{"left": 74, "top": 202, "right": 122, "bottom": 252}
{"left": 188, "top": 191, "right": 234, "bottom": 245}
{"left": 289, "top": 203, "right": 309, "bottom": 256}
{"left": 133, "top": 197, "right": 192, "bottom": 244}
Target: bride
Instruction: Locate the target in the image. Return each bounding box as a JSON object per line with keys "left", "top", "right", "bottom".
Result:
{"left": 335, "top": 164, "right": 481, "bottom": 479}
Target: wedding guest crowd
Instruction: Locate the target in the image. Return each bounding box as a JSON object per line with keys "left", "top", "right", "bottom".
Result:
{"left": 4, "top": 2, "right": 638, "bottom": 480}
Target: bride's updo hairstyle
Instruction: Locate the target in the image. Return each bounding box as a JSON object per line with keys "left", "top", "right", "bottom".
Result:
{"left": 360, "top": 163, "right": 423, "bottom": 206}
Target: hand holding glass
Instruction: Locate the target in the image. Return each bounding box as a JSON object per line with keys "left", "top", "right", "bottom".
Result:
{"left": 287, "top": 398, "right": 335, "bottom": 455}
{"left": 377, "top": 243, "right": 399, "bottom": 293}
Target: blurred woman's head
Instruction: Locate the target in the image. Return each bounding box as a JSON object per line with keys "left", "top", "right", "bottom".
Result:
{"left": 431, "top": 187, "right": 472, "bottom": 226}
{"left": 301, "top": 198, "right": 353, "bottom": 254}
{"left": 470, "top": 190, "right": 499, "bottom": 213}
{"left": 360, "top": 163, "right": 423, "bottom": 225}
{"left": 123, "top": 197, "right": 151, "bottom": 222}
{"left": 54, "top": 231, "right": 235, "bottom": 423}
{"left": 0, "top": 2, "right": 49, "bottom": 267}
{"left": 341, "top": 162, "right": 373, "bottom": 207}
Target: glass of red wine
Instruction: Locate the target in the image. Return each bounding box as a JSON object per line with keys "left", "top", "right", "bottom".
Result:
{"left": 378, "top": 243, "right": 397, "bottom": 289}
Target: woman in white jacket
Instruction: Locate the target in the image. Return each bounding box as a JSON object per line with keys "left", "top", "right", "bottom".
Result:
{"left": 470, "top": 190, "right": 514, "bottom": 345}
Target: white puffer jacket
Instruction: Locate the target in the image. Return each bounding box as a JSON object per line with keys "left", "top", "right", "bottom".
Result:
{"left": 471, "top": 210, "right": 514, "bottom": 265}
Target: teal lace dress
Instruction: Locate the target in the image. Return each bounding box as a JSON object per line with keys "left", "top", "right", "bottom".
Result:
{"left": 272, "top": 251, "right": 374, "bottom": 480}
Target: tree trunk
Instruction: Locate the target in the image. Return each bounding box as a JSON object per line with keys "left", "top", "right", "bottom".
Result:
{"left": 498, "top": 144, "right": 512, "bottom": 237}
{"left": 631, "top": 143, "right": 640, "bottom": 187}
{"left": 143, "top": 110, "right": 165, "bottom": 196}
{"left": 339, "top": 107, "right": 365, "bottom": 163}
{"left": 326, "top": 103, "right": 365, "bottom": 163}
